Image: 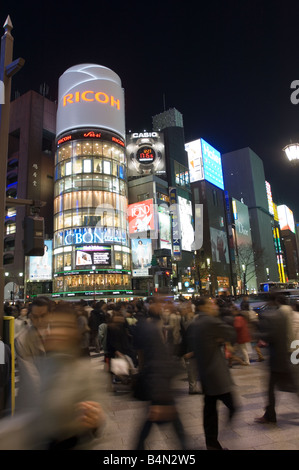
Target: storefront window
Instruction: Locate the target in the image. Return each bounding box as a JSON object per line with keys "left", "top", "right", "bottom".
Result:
{"left": 73, "top": 175, "right": 82, "bottom": 191}
{"left": 64, "top": 252, "right": 71, "bottom": 268}
{"left": 82, "top": 141, "right": 92, "bottom": 155}
{"left": 94, "top": 158, "right": 102, "bottom": 173}
{"left": 103, "top": 160, "right": 111, "bottom": 175}
{"left": 73, "top": 142, "right": 82, "bottom": 157}
{"left": 103, "top": 144, "right": 112, "bottom": 158}
{"left": 83, "top": 159, "right": 92, "bottom": 173}
{"left": 64, "top": 212, "right": 72, "bottom": 228}
{"left": 64, "top": 176, "right": 72, "bottom": 192}
{"left": 65, "top": 161, "right": 72, "bottom": 176}
{"left": 81, "top": 174, "right": 93, "bottom": 190}
{"left": 73, "top": 158, "right": 82, "bottom": 174}
{"left": 55, "top": 254, "right": 64, "bottom": 271}
{"left": 93, "top": 141, "right": 102, "bottom": 156}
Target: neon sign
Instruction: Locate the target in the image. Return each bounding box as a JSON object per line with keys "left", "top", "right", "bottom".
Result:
{"left": 63, "top": 90, "right": 120, "bottom": 110}
{"left": 63, "top": 227, "right": 127, "bottom": 245}
{"left": 56, "top": 130, "right": 125, "bottom": 148}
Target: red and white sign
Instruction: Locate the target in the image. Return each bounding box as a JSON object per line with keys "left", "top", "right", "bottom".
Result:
{"left": 128, "top": 199, "right": 155, "bottom": 233}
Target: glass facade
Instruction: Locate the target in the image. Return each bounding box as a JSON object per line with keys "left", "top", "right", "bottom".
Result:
{"left": 53, "top": 129, "right": 132, "bottom": 296}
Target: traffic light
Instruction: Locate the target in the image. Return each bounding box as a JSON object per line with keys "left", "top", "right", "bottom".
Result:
{"left": 23, "top": 216, "right": 44, "bottom": 256}
{"left": 165, "top": 271, "right": 170, "bottom": 277}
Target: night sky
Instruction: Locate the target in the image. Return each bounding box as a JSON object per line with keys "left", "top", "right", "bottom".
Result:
{"left": 2, "top": 0, "right": 299, "bottom": 220}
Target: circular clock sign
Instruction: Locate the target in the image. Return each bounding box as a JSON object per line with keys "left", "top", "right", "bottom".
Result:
{"left": 136, "top": 146, "right": 156, "bottom": 164}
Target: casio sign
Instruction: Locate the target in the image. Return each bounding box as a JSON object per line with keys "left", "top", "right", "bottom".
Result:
{"left": 132, "top": 132, "right": 159, "bottom": 138}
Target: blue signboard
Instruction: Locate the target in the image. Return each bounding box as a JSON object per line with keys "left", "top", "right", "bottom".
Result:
{"left": 201, "top": 138, "right": 224, "bottom": 190}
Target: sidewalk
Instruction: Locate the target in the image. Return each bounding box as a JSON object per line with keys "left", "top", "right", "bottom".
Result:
{"left": 92, "top": 354, "right": 299, "bottom": 451}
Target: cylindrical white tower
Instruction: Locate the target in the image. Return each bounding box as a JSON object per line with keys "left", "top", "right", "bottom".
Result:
{"left": 53, "top": 64, "right": 131, "bottom": 299}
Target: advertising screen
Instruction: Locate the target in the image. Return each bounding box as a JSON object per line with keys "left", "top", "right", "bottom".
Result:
{"left": 158, "top": 205, "right": 172, "bottom": 250}
{"left": 232, "top": 198, "right": 252, "bottom": 246}
{"left": 185, "top": 139, "right": 204, "bottom": 183}
{"left": 185, "top": 138, "right": 224, "bottom": 190}
{"left": 169, "top": 187, "right": 181, "bottom": 260}
{"left": 28, "top": 240, "right": 53, "bottom": 281}
{"left": 277, "top": 205, "right": 295, "bottom": 233}
{"left": 131, "top": 238, "right": 152, "bottom": 277}
{"left": 265, "top": 181, "right": 274, "bottom": 216}
{"left": 210, "top": 227, "right": 229, "bottom": 264}
{"left": 75, "top": 245, "right": 111, "bottom": 266}
{"left": 201, "top": 138, "right": 224, "bottom": 190}
{"left": 56, "top": 64, "right": 125, "bottom": 139}
{"left": 178, "top": 196, "right": 194, "bottom": 251}
{"left": 127, "top": 132, "right": 166, "bottom": 178}
{"left": 128, "top": 199, "right": 155, "bottom": 234}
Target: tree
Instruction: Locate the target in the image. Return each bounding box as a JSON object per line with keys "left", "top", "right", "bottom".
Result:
{"left": 235, "top": 243, "right": 264, "bottom": 294}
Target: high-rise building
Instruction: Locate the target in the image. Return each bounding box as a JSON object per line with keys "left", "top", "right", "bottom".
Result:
{"left": 5, "top": 90, "right": 56, "bottom": 301}
{"left": 52, "top": 64, "right": 132, "bottom": 300}
{"left": 222, "top": 147, "right": 279, "bottom": 287}
{"left": 186, "top": 138, "right": 232, "bottom": 295}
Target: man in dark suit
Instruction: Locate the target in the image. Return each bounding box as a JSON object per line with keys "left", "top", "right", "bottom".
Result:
{"left": 189, "top": 297, "right": 237, "bottom": 450}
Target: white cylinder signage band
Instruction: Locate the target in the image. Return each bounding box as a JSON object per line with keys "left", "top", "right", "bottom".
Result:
{"left": 56, "top": 63, "right": 126, "bottom": 139}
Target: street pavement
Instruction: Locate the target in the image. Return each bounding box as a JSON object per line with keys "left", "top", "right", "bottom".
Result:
{"left": 91, "top": 351, "right": 299, "bottom": 451}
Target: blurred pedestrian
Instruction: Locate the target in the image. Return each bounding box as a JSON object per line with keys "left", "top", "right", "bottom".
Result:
{"left": 233, "top": 304, "right": 251, "bottom": 365}
{"left": 75, "top": 302, "right": 91, "bottom": 357}
{"left": 133, "top": 303, "right": 188, "bottom": 450}
{"left": 0, "top": 339, "right": 11, "bottom": 417}
{"left": 88, "top": 301, "right": 106, "bottom": 352}
{"left": 0, "top": 303, "right": 107, "bottom": 450}
{"left": 181, "top": 301, "right": 201, "bottom": 394}
{"left": 189, "top": 296, "right": 237, "bottom": 450}
{"left": 14, "top": 296, "right": 52, "bottom": 413}
{"left": 14, "top": 306, "right": 31, "bottom": 337}
{"left": 255, "top": 293, "right": 299, "bottom": 424}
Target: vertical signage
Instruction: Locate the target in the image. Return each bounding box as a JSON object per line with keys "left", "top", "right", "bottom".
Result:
{"left": 169, "top": 187, "right": 182, "bottom": 260}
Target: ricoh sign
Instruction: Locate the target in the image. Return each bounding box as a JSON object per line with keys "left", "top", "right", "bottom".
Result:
{"left": 56, "top": 64, "right": 126, "bottom": 139}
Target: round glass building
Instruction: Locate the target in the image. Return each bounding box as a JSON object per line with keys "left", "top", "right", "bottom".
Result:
{"left": 52, "top": 64, "right": 131, "bottom": 299}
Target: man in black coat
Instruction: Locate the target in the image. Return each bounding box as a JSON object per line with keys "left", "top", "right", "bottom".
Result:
{"left": 189, "top": 297, "right": 237, "bottom": 450}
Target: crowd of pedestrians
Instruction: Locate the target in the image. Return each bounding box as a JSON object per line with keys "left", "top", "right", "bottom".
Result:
{"left": 0, "top": 291, "right": 299, "bottom": 450}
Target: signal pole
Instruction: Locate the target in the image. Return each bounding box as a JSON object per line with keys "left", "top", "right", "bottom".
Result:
{"left": 0, "top": 16, "right": 24, "bottom": 337}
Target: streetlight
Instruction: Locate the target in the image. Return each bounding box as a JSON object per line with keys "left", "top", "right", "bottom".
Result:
{"left": 283, "top": 143, "right": 299, "bottom": 163}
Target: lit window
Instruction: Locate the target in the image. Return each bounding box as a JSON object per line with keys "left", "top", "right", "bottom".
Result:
{"left": 103, "top": 161, "right": 111, "bottom": 174}
{"left": 83, "top": 159, "right": 92, "bottom": 173}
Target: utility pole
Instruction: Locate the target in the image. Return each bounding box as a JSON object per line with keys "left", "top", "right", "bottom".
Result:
{"left": 0, "top": 16, "right": 24, "bottom": 337}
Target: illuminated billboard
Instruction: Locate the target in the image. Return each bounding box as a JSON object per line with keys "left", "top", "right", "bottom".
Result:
{"left": 210, "top": 227, "right": 229, "bottom": 264}
{"left": 75, "top": 245, "right": 111, "bottom": 267}
{"left": 178, "top": 196, "right": 194, "bottom": 251}
{"left": 128, "top": 199, "right": 155, "bottom": 234}
{"left": 131, "top": 238, "right": 152, "bottom": 277}
{"left": 158, "top": 205, "right": 172, "bottom": 250}
{"left": 127, "top": 132, "right": 166, "bottom": 178}
{"left": 265, "top": 181, "right": 274, "bottom": 216}
{"left": 28, "top": 240, "right": 53, "bottom": 281}
{"left": 277, "top": 205, "right": 295, "bottom": 233}
{"left": 169, "top": 187, "right": 181, "bottom": 260}
{"left": 185, "top": 138, "right": 224, "bottom": 190}
{"left": 56, "top": 64, "right": 126, "bottom": 139}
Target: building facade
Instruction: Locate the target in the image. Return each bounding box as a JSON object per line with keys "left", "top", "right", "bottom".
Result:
{"left": 52, "top": 64, "right": 132, "bottom": 300}
{"left": 222, "top": 147, "right": 279, "bottom": 287}
{"left": 5, "top": 90, "right": 56, "bottom": 301}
